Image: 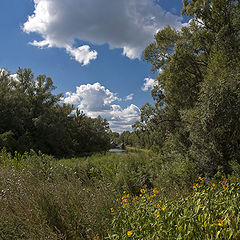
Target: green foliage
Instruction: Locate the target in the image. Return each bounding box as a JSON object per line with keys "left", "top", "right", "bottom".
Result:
{"left": 182, "top": 51, "right": 240, "bottom": 175}
{"left": 0, "top": 68, "right": 111, "bottom": 157}
{"left": 109, "top": 177, "right": 240, "bottom": 239}
{"left": 136, "top": 0, "right": 240, "bottom": 176}
{"left": 1, "top": 148, "right": 239, "bottom": 239}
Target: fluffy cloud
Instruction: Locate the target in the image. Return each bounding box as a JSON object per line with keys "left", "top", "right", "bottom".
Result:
{"left": 125, "top": 93, "right": 134, "bottom": 101}
{"left": 23, "top": 0, "right": 182, "bottom": 64}
{"left": 142, "top": 77, "right": 157, "bottom": 91}
{"left": 63, "top": 83, "right": 140, "bottom": 132}
{"left": 66, "top": 45, "right": 98, "bottom": 66}
{"left": 0, "top": 69, "right": 18, "bottom": 82}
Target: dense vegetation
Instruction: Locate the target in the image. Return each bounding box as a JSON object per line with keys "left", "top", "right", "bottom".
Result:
{"left": 0, "top": 150, "right": 239, "bottom": 239}
{"left": 120, "top": 0, "right": 240, "bottom": 177}
{"left": 1, "top": 0, "right": 240, "bottom": 239}
{"left": 0, "top": 68, "right": 110, "bottom": 157}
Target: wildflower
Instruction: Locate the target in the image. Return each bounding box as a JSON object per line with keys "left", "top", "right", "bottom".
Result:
{"left": 127, "top": 231, "right": 133, "bottom": 236}
{"left": 161, "top": 205, "right": 166, "bottom": 211}
{"left": 133, "top": 196, "right": 138, "bottom": 201}
{"left": 212, "top": 183, "right": 216, "bottom": 188}
{"left": 158, "top": 200, "right": 161, "bottom": 203}
{"left": 185, "top": 197, "right": 188, "bottom": 201}
{"left": 149, "top": 194, "right": 156, "bottom": 199}
{"left": 155, "top": 211, "right": 160, "bottom": 218}
{"left": 132, "top": 196, "right": 138, "bottom": 202}
{"left": 157, "top": 204, "right": 160, "bottom": 208}
{"left": 218, "top": 219, "right": 223, "bottom": 226}
{"left": 199, "top": 177, "right": 203, "bottom": 181}
{"left": 193, "top": 185, "right": 197, "bottom": 189}
{"left": 140, "top": 189, "right": 146, "bottom": 194}
{"left": 222, "top": 184, "right": 228, "bottom": 190}
{"left": 110, "top": 208, "right": 114, "bottom": 213}
{"left": 152, "top": 188, "right": 159, "bottom": 194}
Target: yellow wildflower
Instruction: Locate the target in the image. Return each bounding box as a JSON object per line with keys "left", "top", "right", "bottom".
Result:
{"left": 218, "top": 219, "right": 223, "bottom": 226}
{"left": 149, "top": 194, "right": 156, "bottom": 199}
{"left": 157, "top": 204, "right": 160, "bottom": 208}
{"left": 140, "top": 189, "right": 146, "bottom": 194}
{"left": 162, "top": 205, "right": 166, "bottom": 211}
{"left": 152, "top": 188, "right": 159, "bottom": 194}
{"left": 110, "top": 208, "right": 114, "bottom": 213}
{"left": 127, "top": 231, "right": 133, "bottom": 236}
{"left": 155, "top": 211, "right": 160, "bottom": 218}
{"left": 222, "top": 184, "right": 228, "bottom": 190}
{"left": 199, "top": 176, "right": 203, "bottom": 181}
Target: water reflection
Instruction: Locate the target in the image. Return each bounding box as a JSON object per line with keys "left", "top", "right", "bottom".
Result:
{"left": 109, "top": 149, "right": 125, "bottom": 154}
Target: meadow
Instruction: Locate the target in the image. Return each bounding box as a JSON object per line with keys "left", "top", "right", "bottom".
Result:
{"left": 0, "top": 148, "right": 239, "bottom": 239}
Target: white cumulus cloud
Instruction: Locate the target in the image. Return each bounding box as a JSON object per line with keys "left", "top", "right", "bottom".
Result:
{"left": 66, "top": 45, "right": 98, "bottom": 66}
{"left": 23, "top": 0, "right": 182, "bottom": 64}
{"left": 142, "top": 77, "right": 157, "bottom": 91}
{"left": 63, "top": 82, "right": 140, "bottom": 132}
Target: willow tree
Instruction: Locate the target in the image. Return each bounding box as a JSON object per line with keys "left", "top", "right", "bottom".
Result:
{"left": 143, "top": 0, "right": 240, "bottom": 175}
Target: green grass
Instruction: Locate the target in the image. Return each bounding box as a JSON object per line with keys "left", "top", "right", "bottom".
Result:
{"left": 0, "top": 148, "right": 239, "bottom": 239}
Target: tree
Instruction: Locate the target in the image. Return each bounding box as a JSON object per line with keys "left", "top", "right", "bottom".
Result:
{"left": 141, "top": 0, "right": 240, "bottom": 174}
{"left": 0, "top": 68, "right": 111, "bottom": 157}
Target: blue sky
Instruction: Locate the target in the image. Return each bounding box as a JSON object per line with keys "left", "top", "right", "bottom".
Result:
{"left": 0, "top": 0, "right": 186, "bottom": 132}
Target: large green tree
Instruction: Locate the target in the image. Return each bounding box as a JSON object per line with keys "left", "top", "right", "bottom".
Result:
{"left": 142, "top": 0, "right": 240, "bottom": 175}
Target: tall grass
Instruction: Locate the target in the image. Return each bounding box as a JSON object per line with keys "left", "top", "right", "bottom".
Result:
{"left": 0, "top": 149, "right": 117, "bottom": 239}
{"left": 0, "top": 148, "right": 239, "bottom": 239}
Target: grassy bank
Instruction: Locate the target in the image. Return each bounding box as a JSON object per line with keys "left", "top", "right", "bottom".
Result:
{"left": 0, "top": 148, "right": 239, "bottom": 239}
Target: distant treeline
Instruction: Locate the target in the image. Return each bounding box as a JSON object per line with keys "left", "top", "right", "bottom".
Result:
{"left": 0, "top": 68, "right": 111, "bottom": 157}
